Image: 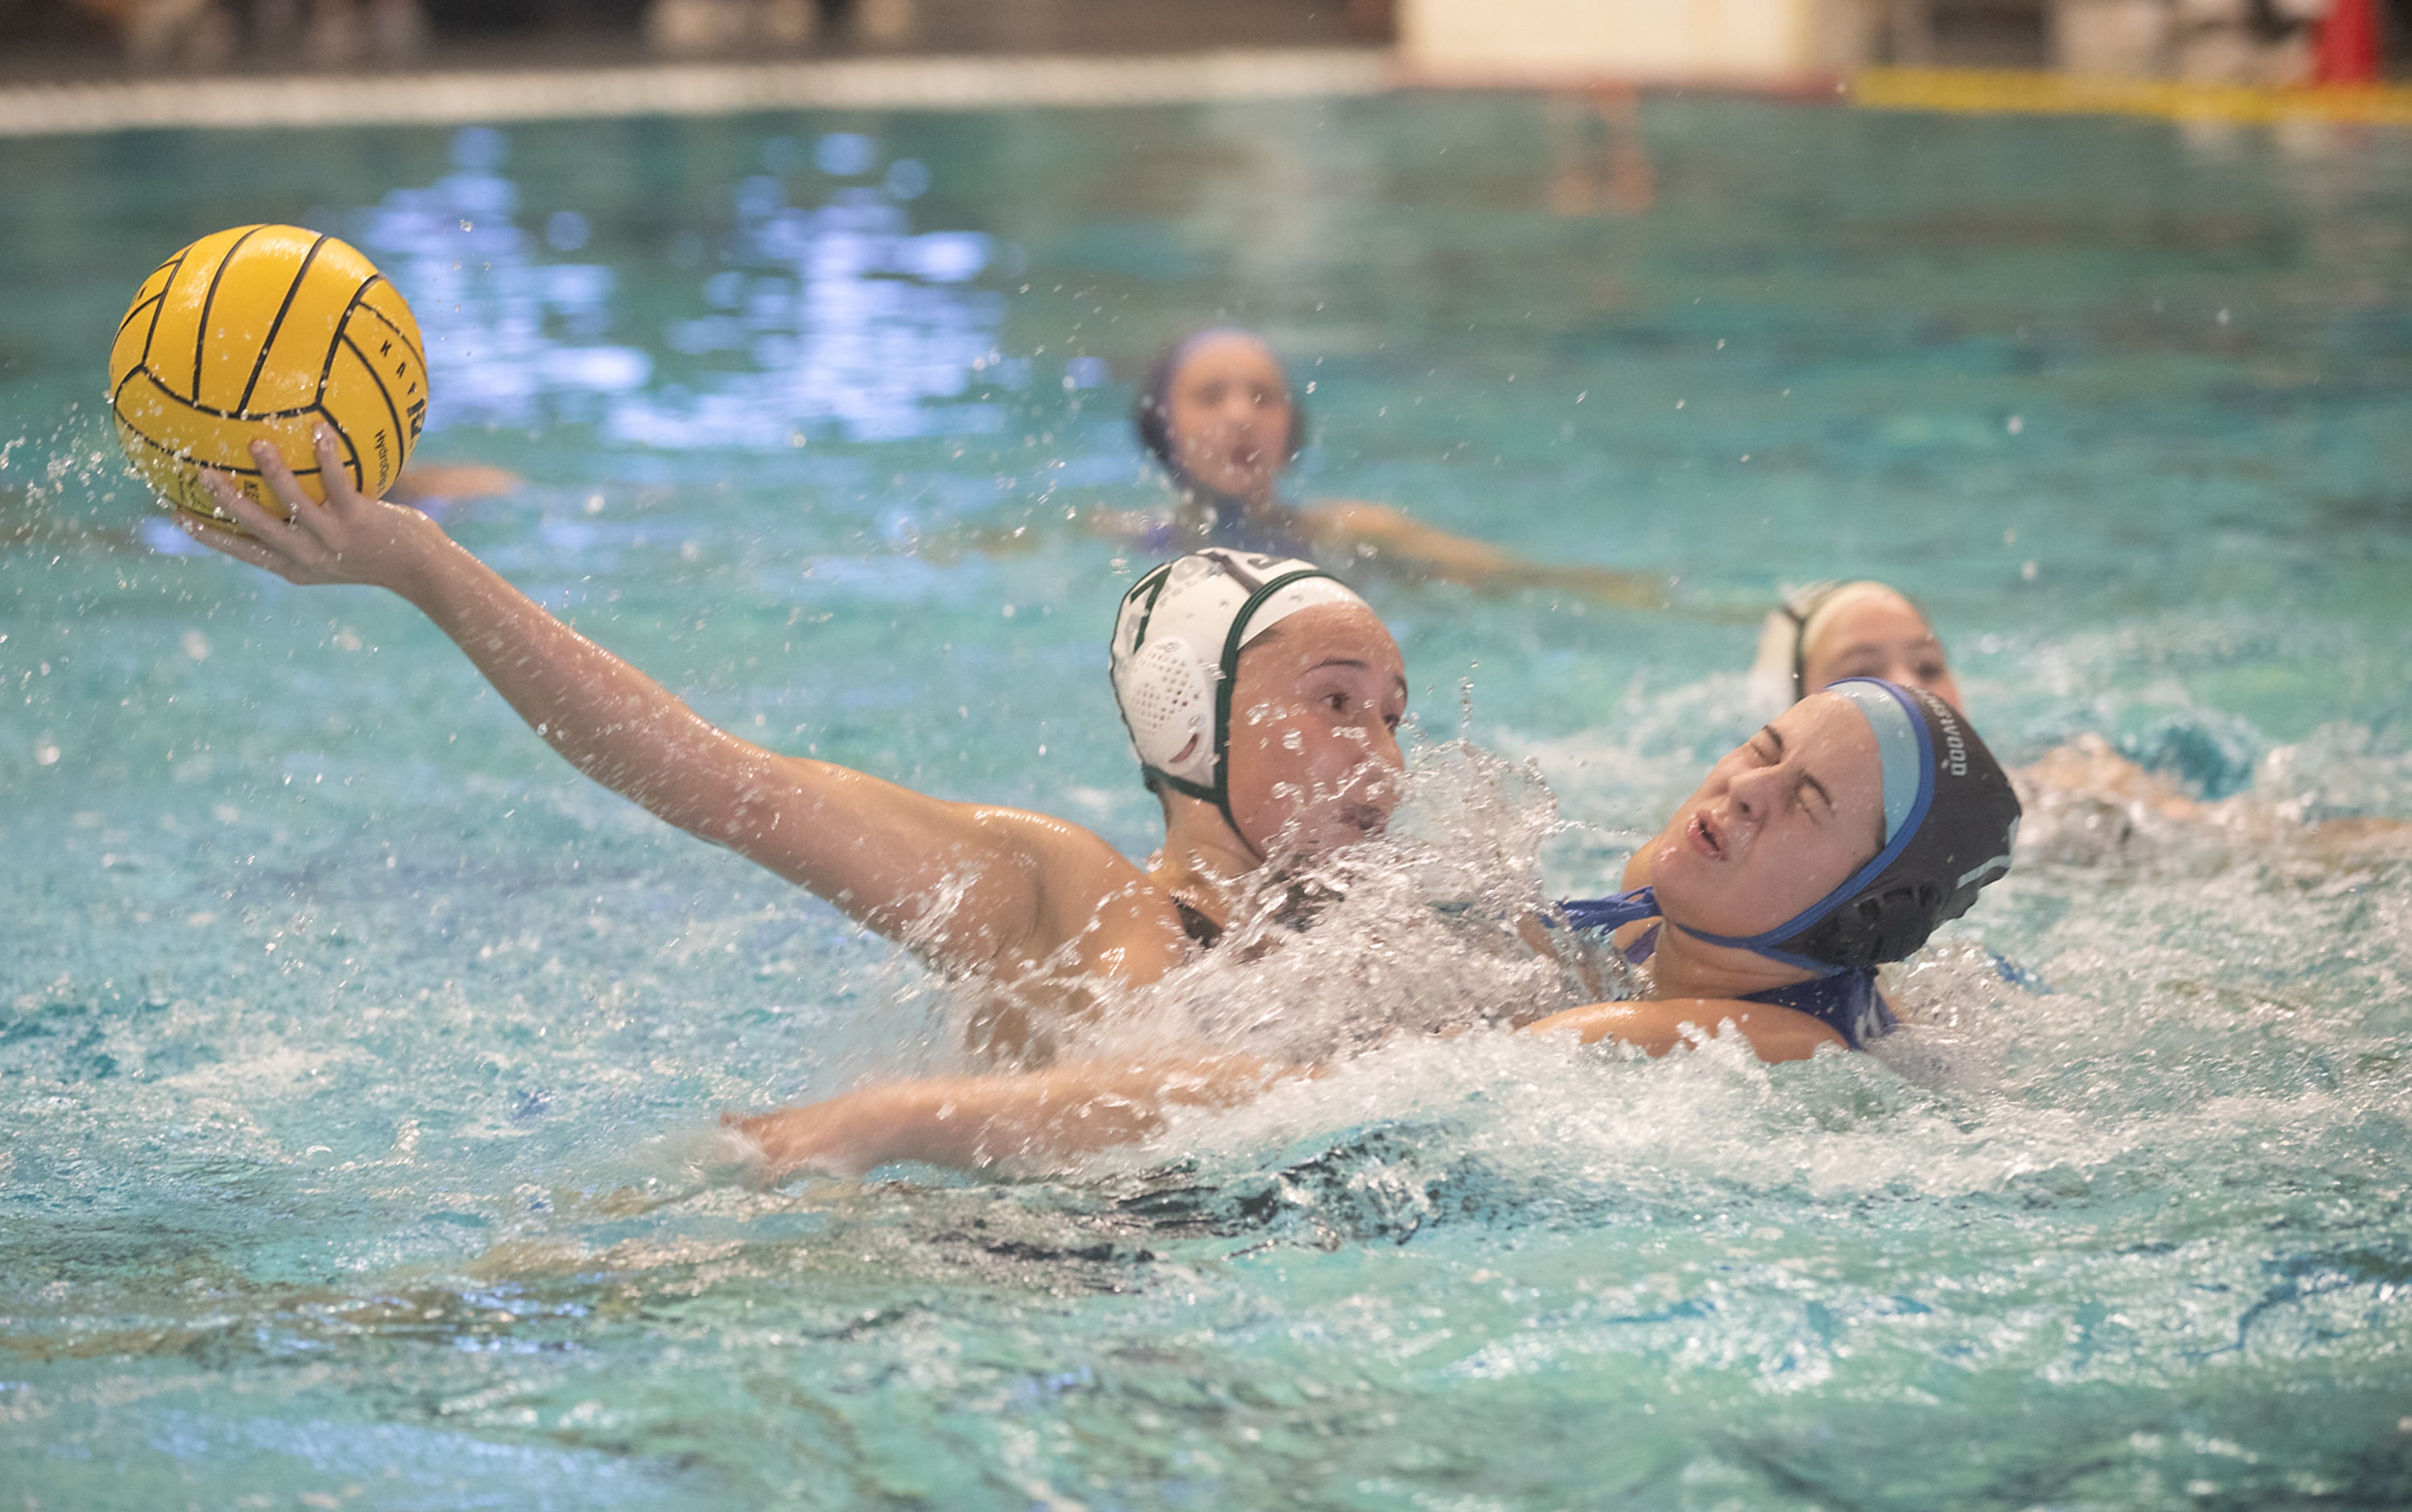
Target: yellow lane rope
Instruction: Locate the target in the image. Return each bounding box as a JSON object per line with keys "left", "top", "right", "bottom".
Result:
{"left": 1853, "top": 68, "right": 2412, "bottom": 128}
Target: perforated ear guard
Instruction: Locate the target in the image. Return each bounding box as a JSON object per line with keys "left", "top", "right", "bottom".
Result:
{"left": 1119, "top": 633, "right": 1217, "bottom": 783}
{"left": 1107, "top": 549, "right": 1367, "bottom": 821}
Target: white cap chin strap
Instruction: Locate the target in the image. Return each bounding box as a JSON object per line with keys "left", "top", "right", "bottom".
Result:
{"left": 1108, "top": 549, "right": 1367, "bottom": 829}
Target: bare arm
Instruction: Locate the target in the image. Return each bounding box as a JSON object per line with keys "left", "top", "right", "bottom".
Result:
{"left": 2310, "top": 816, "right": 2412, "bottom": 856}
{"left": 388, "top": 462, "right": 521, "bottom": 506}
{"left": 1522, "top": 998, "right": 1846, "bottom": 1063}
{"left": 728, "top": 1056, "right": 1289, "bottom": 1177}
{"left": 729, "top": 991, "right": 1843, "bottom": 1180}
{"left": 2019, "top": 735, "right": 2205, "bottom": 821}
{"left": 2021, "top": 737, "right": 2412, "bottom": 857}
{"left": 1301, "top": 501, "right": 1666, "bottom": 609}
{"left": 1082, "top": 507, "right": 1170, "bottom": 547}
{"left": 188, "top": 431, "right": 1173, "bottom": 981}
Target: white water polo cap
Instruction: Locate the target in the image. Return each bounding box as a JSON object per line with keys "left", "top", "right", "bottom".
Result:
{"left": 1109, "top": 549, "right": 1367, "bottom": 814}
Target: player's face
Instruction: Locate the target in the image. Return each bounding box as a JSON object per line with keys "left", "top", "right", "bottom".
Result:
{"left": 1223, "top": 602, "right": 1407, "bottom": 859}
{"left": 1164, "top": 334, "right": 1295, "bottom": 505}
{"left": 1803, "top": 592, "right": 1962, "bottom": 713}
{"left": 1644, "top": 692, "right": 1887, "bottom": 940}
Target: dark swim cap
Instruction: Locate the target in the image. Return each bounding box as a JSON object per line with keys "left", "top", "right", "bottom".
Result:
{"left": 1681, "top": 679, "right": 2022, "bottom": 973}
{"left": 1132, "top": 328, "right": 1308, "bottom": 481}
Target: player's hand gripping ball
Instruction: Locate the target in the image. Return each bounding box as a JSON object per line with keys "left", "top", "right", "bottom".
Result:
{"left": 109, "top": 225, "right": 428, "bottom": 531}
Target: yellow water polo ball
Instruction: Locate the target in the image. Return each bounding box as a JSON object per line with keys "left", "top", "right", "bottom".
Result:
{"left": 109, "top": 224, "right": 428, "bottom": 526}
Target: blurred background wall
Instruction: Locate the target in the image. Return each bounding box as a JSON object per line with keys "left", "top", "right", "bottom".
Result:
{"left": 0, "top": 0, "right": 2402, "bottom": 81}
{"left": 1396, "top": 0, "right": 2402, "bottom": 81}
{"left": 0, "top": 0, "right": 1384, "bottom": 76}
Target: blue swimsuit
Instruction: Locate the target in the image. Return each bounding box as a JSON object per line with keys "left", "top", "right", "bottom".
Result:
{"left": 1136, "top": 497, "right": 1319, "bottom": 560}
{"left": 1561, "top": 888, "right": 1897, "bottom": 1051}
{"left": 1615, "top": 923, "right": 1897, "bottom": 1051}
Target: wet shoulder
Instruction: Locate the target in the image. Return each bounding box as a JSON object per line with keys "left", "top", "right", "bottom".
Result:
{"left": 962, "top": 803, "right": 1189, "bottom": 963}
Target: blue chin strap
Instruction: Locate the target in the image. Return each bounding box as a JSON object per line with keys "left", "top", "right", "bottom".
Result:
{"left": 1559, "top": 888, "right": 1663, "bottom": 934}
{"left": 1560, "top": 680, "right": 1936, "bottom": 977}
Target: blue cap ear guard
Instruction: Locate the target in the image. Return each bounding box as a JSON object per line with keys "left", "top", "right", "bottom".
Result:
{"left": 1687, "top": 679, "right": 2021, "bottom": 973}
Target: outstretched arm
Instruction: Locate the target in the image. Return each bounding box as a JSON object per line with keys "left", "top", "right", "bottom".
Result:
{"left": 728, "top": 1056, "right": 1289, "bottom": 1177}
{"left": 726, "top": 991, "right": 1841, "bottom": 1180}
{"left": 187, "top": 431, "right": 1173, "bottom": 982}
{"left": 2019, "top": 735, "right": 2205, "bottom": 822}
{"left": 1522, "top": 998, "right": 1845, "bottom": 1063}
{"left": 1303, "top": 501, "right": 1666, "bottom": 609}
{"left": 2018, "top": 737, "right": 2412, "bottom": 861}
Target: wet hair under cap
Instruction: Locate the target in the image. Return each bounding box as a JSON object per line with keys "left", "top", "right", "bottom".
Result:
{"left": 1132, "top": 328, "right": 1309, "bottom": 487}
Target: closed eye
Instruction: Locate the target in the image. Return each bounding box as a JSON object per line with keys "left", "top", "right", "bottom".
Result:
{"left": 1752, "top": 727, "right": 1827, "bottom": 818}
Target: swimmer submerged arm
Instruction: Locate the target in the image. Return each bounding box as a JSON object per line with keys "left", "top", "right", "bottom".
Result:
{"left": 2019, "top": 735, "right": 2203, "bottom": 822}
{"left": 728, "top": 1056, "right": 1289, "bottom": 1177}
{"left": 1082, "top": 508, "right": 1168, "bottom": 545}
{"left": 193, "top": 433, "right": 1149, "bottom": 979}
{"left": 1305, "top": 502, "right": 1665, "bottom": 609}
{"left": 1523, "top": 999, "right": 1846, "bottom": 1063}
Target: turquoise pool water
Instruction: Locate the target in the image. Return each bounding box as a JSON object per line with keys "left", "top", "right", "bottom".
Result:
{"left": 4, "top": 91, "right": 2411, "bottom": 1508}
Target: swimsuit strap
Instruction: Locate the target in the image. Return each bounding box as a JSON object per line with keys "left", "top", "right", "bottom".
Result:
{"left": 1738, "top": 969, "right": 1895, "bottom": 1050}
{"left": 1188, "top": 494, "right": 1315, "bottom": 560}
{"left": 1746, "top": 969, "right": 1891, "bottom": 1051}
{"left": 1568, "top": 887, "right": 1895, "bottom": 1050}
{"left": 1557, "top": 886, "right": 1661, "bottom": 934}
{"left": 1173, "top": 897, "right": 1224, "bottom": 950}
